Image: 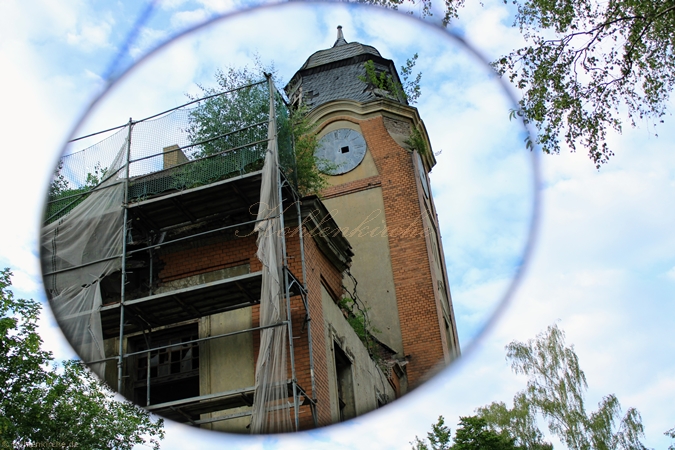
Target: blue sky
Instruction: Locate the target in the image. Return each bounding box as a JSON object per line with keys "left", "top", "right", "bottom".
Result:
{"left": 1, "top": 1, "right": 674, "bottom": 449}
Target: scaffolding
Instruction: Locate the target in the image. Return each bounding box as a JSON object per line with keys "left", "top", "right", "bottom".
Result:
{"left": 41, "top": 76, "right": 318, "bottom": 431}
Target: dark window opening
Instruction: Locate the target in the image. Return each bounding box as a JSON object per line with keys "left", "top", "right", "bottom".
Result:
{"left": 340, "top": 146, "right": 350, "bottom": 154}
{"left": 444, "top": 316, "right": 456, "bottom": 353}
{"left": 131, "top": 324, "right": 199, "bottom": 406}
{"left": 333, "top": 342, "right": 356, "bottom": 421}
{"left": 376, "top": 392, "right": 386, "bottom": 409}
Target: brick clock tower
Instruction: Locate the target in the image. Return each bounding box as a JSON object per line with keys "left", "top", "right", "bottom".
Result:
{"left": 286, "top": 26, "right": 460, "bottom": 391}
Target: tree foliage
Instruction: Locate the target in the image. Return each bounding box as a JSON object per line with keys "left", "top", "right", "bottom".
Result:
{"left": 411, "top": 415, "right": 520, "bottom": 450}
{"left": 186, "top": 64, "right": 327, "bottom": 196}
{"left": 411, "top": 325, "right": 675, "bottom": 450}
{"left": 186, "top": 66, "right": 271, "bottom": 159}
{"left": 0, "top": 269, "right": 164, "bottom": 449}
{"left": 361, "top": 0, "right": 674, "bottom": 168}
{"left": 412, "top": 415, "right": 453, "bottom": 450}
{"left": 415, "top": 324, "right": 672, "bottom": 449}
{"left": 478, "top": 324, "right": 647, "bottom": 450}
{"left": 360, "top": 0, "right": 466, "bottom": 27}
{"left": 494, "top": 0, "right": 675, "bottom": 168}
{"left": 477, "top": 396, "right": 553, "bottom": 449}
{"left": 452, "top": 416, "right": 520, "bottom": 450}
{"left": 666, "top": 426, "right": 675, "bottom": 450}
{"left": 359, "top": 54, "right": 422, "bottom": 104}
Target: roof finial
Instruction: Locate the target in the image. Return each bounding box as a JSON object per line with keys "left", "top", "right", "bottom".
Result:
{"left": 333, "top": 25, "right": 347, "bottom": 47}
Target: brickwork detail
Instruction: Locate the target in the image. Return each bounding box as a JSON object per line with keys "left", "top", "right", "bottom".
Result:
{"left": 322, "top": 175, "right": 381, "bottom": 200}
{"left": 324, "top": 115, "right": 446, "bottom": 388}
{"left": 158, "top": 234, "right": 261, "bottom": 283}
{"left": 157, "top": 223, "right": 344, "bottom": 430}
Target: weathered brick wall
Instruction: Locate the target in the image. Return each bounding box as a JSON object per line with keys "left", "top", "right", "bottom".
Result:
{"left": 322, "top": 174, "right": 382, "bottom": 199}
{"left": 158, "top": 232, "right": 260, "bottom": 283}
{"left": 319, "top": 115, "right": 447, "bottom": 389}
{"left": 361, "top": 115, "right": 445, "bottom": 388}
{"left": 156, "top": 221, "right": 344, "bottom": 430}
{"left": 285, "top": 225, "right": 344, "bottom": 429}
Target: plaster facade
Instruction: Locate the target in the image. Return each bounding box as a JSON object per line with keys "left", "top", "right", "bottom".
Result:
{"left": 289, "top": 29, "right": 461, "bottom": 388}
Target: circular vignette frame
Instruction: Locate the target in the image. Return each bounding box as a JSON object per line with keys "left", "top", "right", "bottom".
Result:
{"left": 40, "top": 0, "right": 542, "bottom": 436}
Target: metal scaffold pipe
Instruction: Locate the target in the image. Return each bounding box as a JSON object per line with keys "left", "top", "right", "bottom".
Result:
{"left": 118, "top": 117, "right": 133, "bottom": 394}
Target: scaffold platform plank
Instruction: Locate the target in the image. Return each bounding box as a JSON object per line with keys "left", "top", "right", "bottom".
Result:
{"left": 145, "top": 386, "right": 255, "bottom": 422}
{"left": 145, "top": 381, "right": 307, "bottom": 424}
{"left": 127, "top": 170, "right": 264, "bottom": 230}
{"left": 100, "top": 268, "right": 305, "bottom": 339}
{"left": 100, "top": 271, "right": 263, "bottom": 338}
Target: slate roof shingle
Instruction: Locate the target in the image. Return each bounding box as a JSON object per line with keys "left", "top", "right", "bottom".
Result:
{"left": 299, "top": 42, "right": 383, "bottom": 71}
{"left": 301, "top": 62, "right": 385, "bottom": 108}
{"left": 286, "top": 29, "right": 406, "bottom": 108}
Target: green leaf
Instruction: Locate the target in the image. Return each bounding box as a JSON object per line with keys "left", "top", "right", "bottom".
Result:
{"left": 0, "top": 268, "right": 164, "bottom": 448}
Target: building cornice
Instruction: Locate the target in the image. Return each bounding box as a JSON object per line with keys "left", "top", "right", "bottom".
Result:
{"left": 306, "top": 99, "right": 437, "bottom": 170}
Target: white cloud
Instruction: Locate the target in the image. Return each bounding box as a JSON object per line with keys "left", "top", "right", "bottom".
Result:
{"left": 197, "top": 0, "right": 240, "bottom": 14}
{"left": 170, "top": 9, "right": 211, "bottom": 29}
{"left": 2, "top": 1, "right": 675, "bottom": 449}
{"left": 7, "top": 267, "right": 40, "bottom": 296}
{"left": 456, "top": 2, "right": 524, "bottom": 60}
{"left": 160, "top": 0, "right": 191, "bottom": 10}
{"left": 667, "top": 266, "right": 675, "bottom": 280}
{"left": 128, "top": 26, "right": 172, "bottom": 60}
{"left": 66, "top": 21, "right": 114, "bottom": 51}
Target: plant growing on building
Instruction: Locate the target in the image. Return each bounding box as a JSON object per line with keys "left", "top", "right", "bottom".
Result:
{"left": 287, "top": 104, "right": 330, "bottom": 196}
{"left": 359, "top": 54, "right": 422, "bottom": 105}
{"left": 83, "top": 161, "right": 108, "bottom": 187}
{"left": 185, "top": 65, "right": 327, "bottom": 196}
{"left": 49, "top": 160, "right": 70, "bottom": 198}
{"left": 186, "top": 66, "right": 270, "bottom": 159}
{"left": 404, "top": 125, "right": 429, "bottom": 157}
{"left": 338, "top": 297, "right": 381, "bottom": 357}
{"left": 400, "top": 53, "right": 423, "bottom": 104}
{"left": 49, "top": 161, "right": 108, "bottom": 198}
{"left": 0, "top": 268, "right": 164, "bottom": 448}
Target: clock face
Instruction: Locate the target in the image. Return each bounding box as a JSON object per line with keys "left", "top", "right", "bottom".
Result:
{"left": 315, "top": 128, "right": 367, "bottom": 175}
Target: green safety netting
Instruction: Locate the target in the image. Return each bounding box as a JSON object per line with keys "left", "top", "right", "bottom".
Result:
{"left": 45, "top": 80, "right": 294, "bottom": 224}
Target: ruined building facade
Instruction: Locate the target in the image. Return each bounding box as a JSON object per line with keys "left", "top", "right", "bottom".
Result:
{"left": 286, "top": 27, "right": 460, "bottom": 386}
{"left": 41, "top": 28, "right": 459, "bottom": 433}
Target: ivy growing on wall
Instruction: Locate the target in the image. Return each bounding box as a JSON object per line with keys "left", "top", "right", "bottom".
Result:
{"left": 337, "top": 297, "right": 381, "bottom": 358}
{"left": 358, "top": 54, "right": 422, "bottom": 105}
{"left": 404, "top": 126, "right": 429, "bottom": 157}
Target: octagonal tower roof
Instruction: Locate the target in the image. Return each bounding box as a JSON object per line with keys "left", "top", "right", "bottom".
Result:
{"left": 299, "top": 26, "right": 382, "bottom": 71}
{"left": 285, "top": 26, "right": 405, "bottom": 109}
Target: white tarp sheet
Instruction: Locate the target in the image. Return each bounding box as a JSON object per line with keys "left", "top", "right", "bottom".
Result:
{"left": 41, "top": 145, "right": 126, "bottom": 378}
{"left": 250, "top": 81, "right": 292, "bottom": 433}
